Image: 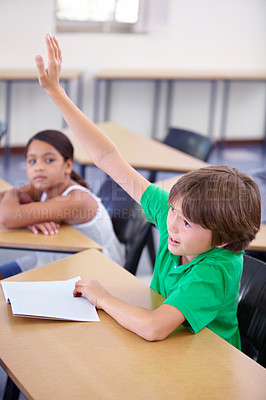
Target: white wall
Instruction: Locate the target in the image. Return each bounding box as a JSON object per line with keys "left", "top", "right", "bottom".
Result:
{"left": 0, "top": 0, "right": 265, "bottom": 145}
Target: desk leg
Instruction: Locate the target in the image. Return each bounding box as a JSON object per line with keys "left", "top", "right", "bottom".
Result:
{"left": 77, "top": 75, "right": 84, "bottom": 111}
{"left": 63, "top": 80, "right": 70, "bottom": 97}
{"left": 151, "top": 80, "right": 161, "bottom": 139}
{"left": 62, "top": 80, "right": 70, "bottom": 128}
{"left": 219, "top": 80, "right": 230, "bottom": 149}
{"left": 79, "top": 163, "right": 86, "bottom": 178}
{"left": 3, "top": 80, "right": 12, "bottom": 168}
{"left": 104, "top": 80, "right": 112, "bottom": 121}
{"left": 208, "top": 80, "right": 217, "bottom": 138}
{"left": 93, "top": 79, "right": 112, "bottom": 123}
{"left": 165, "top": 80, "right": 173, "bottom": 135}
{"left": 94, "top": 79, "right": 100, "bottom": 122}
{"left": 263, "top": 82, "right": 266, "bottom": 153}
{"left": 61, "top": 77, "right": 84, "bottom": 123}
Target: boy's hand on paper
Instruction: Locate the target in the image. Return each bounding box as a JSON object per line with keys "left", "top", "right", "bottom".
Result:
{"left": 73, "top": 280, "right": 110, "bottom": 309}
{"left": 35, "top": 34, "right": 62, "bottom": 94}
{"left": 27, "top": 221, "right": 60, "bottom": 235}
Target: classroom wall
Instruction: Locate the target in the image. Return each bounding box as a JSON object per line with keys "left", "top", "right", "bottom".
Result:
{"left": 0, "top": 0, "right": 265, "bottom": 146}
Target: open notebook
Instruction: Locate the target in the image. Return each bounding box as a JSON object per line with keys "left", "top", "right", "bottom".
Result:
{"left": 1, "top": 276, "right": 100, "bottom": 322}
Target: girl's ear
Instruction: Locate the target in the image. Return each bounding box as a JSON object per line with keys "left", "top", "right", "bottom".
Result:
{"left": 216, "top": 243, "right": 229, "bottom": 248}
{"left": 64, "top": 158, "right": 73, "bottom": 175}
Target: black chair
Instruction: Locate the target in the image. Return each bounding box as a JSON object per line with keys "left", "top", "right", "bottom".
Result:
{"left": 149, "top": 127, "right": 215, "bottom": 182}
{"left": 98, "top": 179, "right": 155, "bottom": 275}
{"left": 237, "top": 254, "right": 266, "bottom": 367}
{"left": 3, "top": 376, "right": 20, "bottom": 400}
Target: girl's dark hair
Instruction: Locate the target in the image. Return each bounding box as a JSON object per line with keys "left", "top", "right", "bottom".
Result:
{"left": 25, "top": 130, "right": 90, "bottom": 189}
{"left": 169, "top": 165, "right": 261, "bottom": 252}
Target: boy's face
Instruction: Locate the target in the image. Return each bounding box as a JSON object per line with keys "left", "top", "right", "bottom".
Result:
{"left": 167, "top": 196, "right": 213, "bottom": 263}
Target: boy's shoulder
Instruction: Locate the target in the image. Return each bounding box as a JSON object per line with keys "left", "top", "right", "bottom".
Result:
{"left": 202, "top": 246, "right": 243, "bottom": 261}
{"left": 191, "top": 247, "right": 244, "bottom": 280}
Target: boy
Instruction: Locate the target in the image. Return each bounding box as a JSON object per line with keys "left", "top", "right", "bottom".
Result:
{"left": 35, "top": 34, "right": 261, "bottom": 346}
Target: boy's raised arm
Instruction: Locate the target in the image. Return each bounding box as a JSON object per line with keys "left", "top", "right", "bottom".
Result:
{"left": 35, "top": 34, "right": 149, "bottom": 204}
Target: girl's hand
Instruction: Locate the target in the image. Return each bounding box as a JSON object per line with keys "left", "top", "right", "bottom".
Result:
{"left": 0, "top": 191, "right": 7, "bottom": 202}
{"left": 27, "top": 221, "right": 60, "bottom": 235}
{"left": 0, "top": 189, "right": 32, "bottom": 205}
{"left": 19, "top": 192, "right": 33, "bottom": 204}
{"left": 73, "top": 280, "right": 110, "bottom": 309}
{"left": 35, "top": 34, "right": 62, "bottom": 93}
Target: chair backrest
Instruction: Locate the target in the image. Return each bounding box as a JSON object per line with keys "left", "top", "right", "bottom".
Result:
{"left": 237, "top": 254, "right": 266, "bottom": 368}
{"left": 98, "top": 179, "right": 153, "bottom": 275}
{"left": 164, "top": 127, "right": 215, "bottom": 162}
{"left": 149, "top": 127, "right": 215, "bottom": 182}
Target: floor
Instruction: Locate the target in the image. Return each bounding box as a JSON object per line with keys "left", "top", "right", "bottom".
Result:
{"left": 0, "top": 142, "right": 266, "bottom": 398}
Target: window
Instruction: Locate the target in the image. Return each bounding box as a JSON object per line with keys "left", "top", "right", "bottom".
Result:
{"left": 55, "top": 0, "right": 140, "bottom": 33}
{"left": 55, "top": 0, "right": 168, "bottom": 33}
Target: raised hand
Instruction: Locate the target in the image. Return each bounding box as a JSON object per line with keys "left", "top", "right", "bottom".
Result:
{"left": 35, "top": 34, "right": 62, "bottom": 93}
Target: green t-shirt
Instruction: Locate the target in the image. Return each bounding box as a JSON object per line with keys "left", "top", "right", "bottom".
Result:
{"left": 140, "top": 184, "right": 243, "bottom": 348}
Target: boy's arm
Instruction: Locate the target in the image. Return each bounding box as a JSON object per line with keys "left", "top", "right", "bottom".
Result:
{"left": 74, "top": 280, "right": 185, "bottom": 341}
{"left": 35, "top": 35, "right": 149, "bottom": 205}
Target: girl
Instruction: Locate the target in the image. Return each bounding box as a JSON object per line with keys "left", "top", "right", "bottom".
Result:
{"left": 34, "top": 34, "right": 260, "bottom": 344}
{"left": 0, "top": 130, "right": 125, "bottom": 278}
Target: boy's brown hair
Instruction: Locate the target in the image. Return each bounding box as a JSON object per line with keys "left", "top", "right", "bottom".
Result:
{"left": 169, "top": 165, "right": 261, "bottom": 252}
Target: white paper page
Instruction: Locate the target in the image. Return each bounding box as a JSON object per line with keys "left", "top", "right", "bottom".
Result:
{"left": 1, "top": 276, "right": 100, "bottom": 322}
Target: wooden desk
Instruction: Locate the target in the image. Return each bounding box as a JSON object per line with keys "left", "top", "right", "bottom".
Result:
{"left": 0, "top": 223, "right": 101, "bottom": 253}
{"left": 94, "top": 69, "right": 266, "bottom": 81}
{"left": 94, "top": 69, "right": 266, "bottom": 141}
{"left": 0, "top": 178, "right": 101, "bottom": 253}
{"left": 64, "top": 121, "right": 207, "bottom": 177}
{"left": 1, "top": 249, "right": 265, "bottom": 400}
{"left": 156, "top": 175, "right": 266, "bottom": 252}
{"left": 248, "top": 223, "right": 266, "bottom": 252}
{"left": 0, "top": 69, "right": 84, "bottom": 167}
{"left": 0, "top": 177, "right": 12, "bottom": 191}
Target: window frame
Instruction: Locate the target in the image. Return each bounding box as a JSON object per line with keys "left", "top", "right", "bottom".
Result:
{"left": 55, "top": 0, "right": 141, "bottom": 34}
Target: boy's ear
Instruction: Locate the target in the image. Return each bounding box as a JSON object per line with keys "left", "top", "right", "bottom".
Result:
{"left": 216, "top": 243, "right": 228, "bottom": 248}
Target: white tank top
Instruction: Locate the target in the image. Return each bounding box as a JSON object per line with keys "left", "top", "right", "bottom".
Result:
{"left": 17, "top": 185, "right": 125, "bottom": 271}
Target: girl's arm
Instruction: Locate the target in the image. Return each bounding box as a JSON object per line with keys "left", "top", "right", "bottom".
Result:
{"left": 0, "top": 191, "right": 7, "bottom": 201}
{"left": 0, "top": 189, "right": 97, "bottom": 229}
{"left": 74, "top": 280, "right": 185, "bottom": 341}
{"left": 0, "top": 186, "right": 60, "bottom": 234}
{"left": 0, "top": 188, "right": 59, "bottom": 234}
{"left": 0, "top": 184, "right": 37, "bottom": 204}
{"left": 35, "top": 35, "right": 150, "bottom": 205}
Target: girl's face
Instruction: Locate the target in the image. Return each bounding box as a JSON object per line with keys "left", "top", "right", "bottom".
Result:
{"left": 26, "top": 139, "right": 72, "bottom": 192}
{"left": 167, "top": 196, "right": 213, "bottom": 264}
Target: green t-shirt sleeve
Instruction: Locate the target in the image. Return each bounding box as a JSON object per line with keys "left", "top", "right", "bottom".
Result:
{"left": 140, "top": 184, "right": 169, "bottom": 231}
{"left": 163, "top": 262, "right": 226, "bottom": 334}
